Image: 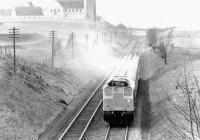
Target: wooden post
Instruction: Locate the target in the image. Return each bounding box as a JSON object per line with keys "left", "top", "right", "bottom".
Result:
{"left": 49, "top": 30, "right": 57, "bottom": 68}
{"left": 9, "top": 27, "right": 20, "bottom": 74}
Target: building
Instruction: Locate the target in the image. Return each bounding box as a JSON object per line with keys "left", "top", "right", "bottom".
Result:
{"left": 0, "top": 9, "right": 14, "bottom": 18}
{"left": 0, "top": 1, "right": 15, "bottom": 18}
{"left": 0, "top": 0, "right": 96, "bottom": 20}
{"left": 57, "top": 0, "right": 96, "bottom": 20}
{"left": 86, "top": 0, "right": 96, "bottom": 21}
{"left": 0, "top": 2, "right": 44, "bottom": 19}
{"left": 15, "top": 3, "right": 44, "bottom": 18}
{"left": 57, "top": 0, "right": 86, "bottom": 18}
{"left": 32, "top": 0, "right": 64, "bottom": 18}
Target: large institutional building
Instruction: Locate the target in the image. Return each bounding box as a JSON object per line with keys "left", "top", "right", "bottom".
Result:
{"left": 86, "top": 0, "right": 96, "bottom": 21}
{"left": 0, "top": 0, "right": 96, "bottom": 21}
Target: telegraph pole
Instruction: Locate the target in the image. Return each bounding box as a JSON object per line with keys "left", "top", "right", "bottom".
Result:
{"left": 9, "top": 27, "right": 20, "bottom": 74}
{"left": 104, "top": 32, "right": 107, "bottom": 47}
{"left": 102, "top": 32, "right": 104, "bottom": 42}
{"left": 128, "top": 28, "right": 134, "bottom": 38}
{"left": 70, "top": 32, "right": 75, "bottom": 58}
{"left": 85, "top": 33, "right": 88, "bottom": 46}
{"left": 49, "top": 30, "right": 57, "bottom": 68}
{"left": 109, "top": 32, "right": 112, "bottom": 46}
{"left": 96, "top": 33, "right": 98, "bottom": 48}
{"left": 114, "top": 31, "right": 117, "bottom": 41}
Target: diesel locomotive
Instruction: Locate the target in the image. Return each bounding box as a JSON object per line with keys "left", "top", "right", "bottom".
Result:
{"left": 103, "top": 55, "right": 140, "bottom": 124}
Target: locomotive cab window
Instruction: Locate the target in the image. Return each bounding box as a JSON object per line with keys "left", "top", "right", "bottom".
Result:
{"left": 108, "top": 81, "right": 128, "bottom": 87}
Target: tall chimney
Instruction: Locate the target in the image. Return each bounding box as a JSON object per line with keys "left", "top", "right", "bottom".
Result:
{"left": 28, "top": 2, "right": 34, "bottom": 7}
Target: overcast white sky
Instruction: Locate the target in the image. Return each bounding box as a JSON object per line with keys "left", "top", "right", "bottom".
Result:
{"left": 96, "top": 0, "right": 200, "bottom": 30}
{"left": 1, "top": 0, "right": 200, "bottom": 30}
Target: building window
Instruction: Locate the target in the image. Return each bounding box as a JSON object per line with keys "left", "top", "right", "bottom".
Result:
{"left": 72, "top": 9, "right": 74, "bottom": 12}
{"left": 80, "top": 9, "right": 82, "bottom": 12}
{"left": 51, "top": 9, "right": 53, "bottom": 13}
{"left": 58, "top": 9, "right": 60, "bottom": 12}
{"left": 76, "top": 9, "right": 78, "bottom": 12}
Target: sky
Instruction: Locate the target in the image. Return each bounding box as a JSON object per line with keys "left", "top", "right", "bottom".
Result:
{"left": 96, "top": 0, "right": 200, "bottom": 30}
{"left": 1, "top": 0, "right": 200, "bottom": 30}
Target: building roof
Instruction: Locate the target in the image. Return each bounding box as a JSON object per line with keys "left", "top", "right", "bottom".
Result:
{"left": 15, "top": 6, "right": 43, "bottom": 16}
{"left": 0, "top": 0, "right": 26, "bottom": 9}
{"left": 57, "top": 0, "right": 84, "bottom": 9}
{"left": 31, "top": 0, "right": 62, "bottom": 9}
{"left": 0, "top": 9, "right": 13, "bottom": 16}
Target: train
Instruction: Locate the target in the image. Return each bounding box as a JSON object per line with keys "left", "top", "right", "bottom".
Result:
{"left": 103, "top": 55, "right": 140, "bottom": 125}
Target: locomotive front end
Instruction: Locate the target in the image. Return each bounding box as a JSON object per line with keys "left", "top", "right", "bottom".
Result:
{"left": 103, "top": 79, "right": 135, "bottom": 124}
{"left": 103, "top": 55, "right": 140, "bottom": 125}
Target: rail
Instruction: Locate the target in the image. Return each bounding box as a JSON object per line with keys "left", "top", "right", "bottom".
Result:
{"left": 57, "top": 39, "right": 136, "bottom": 140}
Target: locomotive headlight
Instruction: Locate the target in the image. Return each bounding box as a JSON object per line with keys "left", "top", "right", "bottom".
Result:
{"left": 127, "top": 100, "right": 131, "bottom": 109}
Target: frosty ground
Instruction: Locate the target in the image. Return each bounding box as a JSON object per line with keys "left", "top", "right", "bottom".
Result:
{"left": 140, "top": 29, "right": 200, "bottom": 140}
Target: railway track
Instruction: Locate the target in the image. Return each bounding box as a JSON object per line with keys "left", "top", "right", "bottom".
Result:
{"left": 57, "top": 39, "right": 136, "bottom": 140}
{"left": 104, "top": 126, "right": 129, "bottom": 140}
{"left": 102, "top": 40, "right": 142, "bottom": 140}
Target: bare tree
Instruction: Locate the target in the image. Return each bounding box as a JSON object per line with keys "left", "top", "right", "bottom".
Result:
{"left": 146, "top": 28, "right": 158, "bottom": 52}
{"left": 157, "top": 41, "right": 167, "bottom": 64}
{"left": 158, "top": 30, "right": 173, "bottom": 65}
{"left": 163, "top": 62, "right": 200, "bottom": 140}
{"left": 146, "top": 28, "right": 174, "bottom": 65}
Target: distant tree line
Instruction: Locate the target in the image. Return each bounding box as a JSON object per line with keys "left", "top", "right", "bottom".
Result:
{"left": 146, "top": 28, "right": 174, "bottom": 65}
